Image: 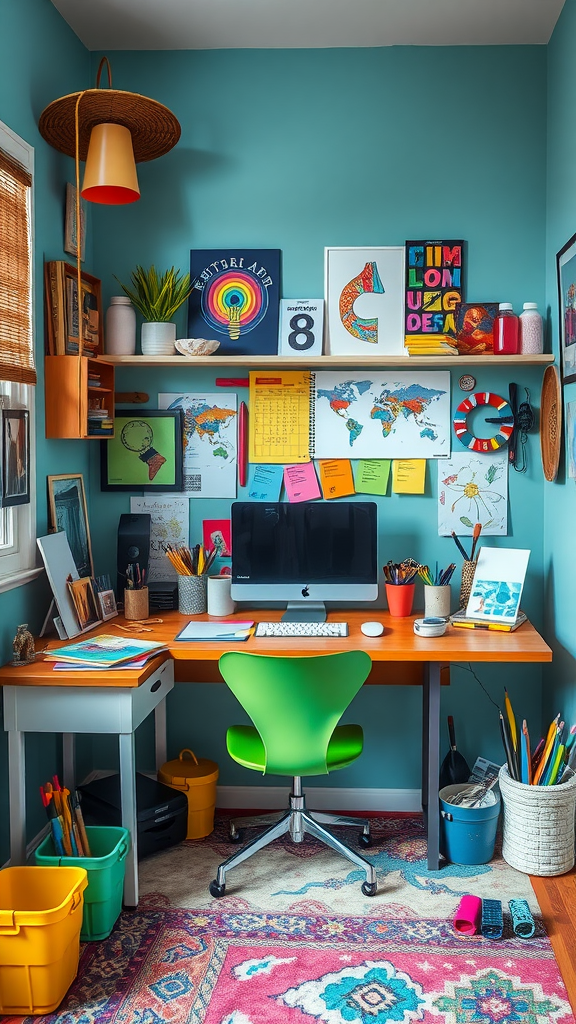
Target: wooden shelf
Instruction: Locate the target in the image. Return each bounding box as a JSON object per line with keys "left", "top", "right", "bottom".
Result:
{"left": 101, "top": 353, "right": 555, "bottom": 369}
{"left": 45, "top": 356, "right": 115, "bottom": 439}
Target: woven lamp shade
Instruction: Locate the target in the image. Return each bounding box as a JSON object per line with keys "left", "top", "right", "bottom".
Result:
{"left": 38, "top": 87, "right": 180, "bottom": 164}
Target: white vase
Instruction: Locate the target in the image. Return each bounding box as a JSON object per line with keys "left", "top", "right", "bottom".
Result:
{"left": 141, "top": 321, "right": 176, "bottom": 355}
{"left": 105, "top": 296, "right": 136, "bottom": 355}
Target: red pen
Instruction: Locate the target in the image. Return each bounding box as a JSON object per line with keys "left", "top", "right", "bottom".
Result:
{"left": 216, "top": 378, "right": 249, "bottom": 387}
{"left": 239, "top": 401, "right": 248, "bottom": 488}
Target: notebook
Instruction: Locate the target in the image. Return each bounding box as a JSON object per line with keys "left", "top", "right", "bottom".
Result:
{"left": 174, "top": 621, "right": 254, "bottom": 641}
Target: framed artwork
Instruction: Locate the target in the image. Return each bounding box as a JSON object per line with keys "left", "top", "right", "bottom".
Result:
{"left": 2, "top": 410, "right": 29, "bottom": 507}
{"left": 97, "top": 588, "right": 118, "bottom": 621}
{"left": 47, "top": 473, "right": 93, "bottom": 579}
{"left": 64, "top": 183, "right": 86, "bottom": 262}
{"left": 404, "top": 240, "right": 464, "bottom": 345}
{"left": 454, "top": 302, "right": 498, "bottom": 355}
{"left": 188, "top": 248, "right": 281, "bottom": 356}
{"left": 557, "top": 231, "right": 576, "bottom": 384}
{"left": 100, "top": 409, "right": 184, "bottom": 492}
{"left": 324, "top": 246, "right": 405, "bottom": 356}
{"left": 67, "top": 575, "right": 100, "bottom": 630}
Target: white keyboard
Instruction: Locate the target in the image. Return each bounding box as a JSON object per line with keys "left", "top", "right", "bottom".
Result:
{"left": 254, "top": 621, "right": 349, "bottom": 638}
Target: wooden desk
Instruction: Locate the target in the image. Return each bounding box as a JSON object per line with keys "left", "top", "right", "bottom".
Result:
{"left": 0, "top": 609, "right": 551, "bottom": 902}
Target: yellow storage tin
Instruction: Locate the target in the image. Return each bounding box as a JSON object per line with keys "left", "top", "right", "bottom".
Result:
{"left": 159, "top": 748, "right": 219, "bottom": 839}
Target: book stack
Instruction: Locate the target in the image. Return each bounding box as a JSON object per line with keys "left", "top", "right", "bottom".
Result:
{"left": 405, "top": 334, "right": 459, "bottom": 356}
{"left": 44, "top": 634, "right": 168, "bottom": 670}
{"left": 88, "top": 395, "right": 113, "bottom": 436}
{"left": 88, "top": 371, "right": 101, "bottom": 388}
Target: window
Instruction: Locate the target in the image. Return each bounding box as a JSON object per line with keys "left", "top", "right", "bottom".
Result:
{"left": 0, "top": 120, "right": 38, "bottom": 592}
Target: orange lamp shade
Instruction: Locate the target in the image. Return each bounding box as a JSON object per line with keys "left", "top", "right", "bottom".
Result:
{"left": 81, "top": 123, "right": 140, "bottom": 204}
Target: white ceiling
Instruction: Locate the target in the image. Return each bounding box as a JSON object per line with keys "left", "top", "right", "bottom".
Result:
{"left": 50, "top": 0, "right": 565, "bottom": 51}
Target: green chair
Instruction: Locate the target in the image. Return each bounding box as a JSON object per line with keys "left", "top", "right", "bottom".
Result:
{"left": 209, "top": 649, "right": 378, "bottom": 898}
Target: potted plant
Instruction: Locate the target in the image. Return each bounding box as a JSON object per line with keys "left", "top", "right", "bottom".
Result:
{"left": 117, "top": 265, "right": 192, "bottom": 355}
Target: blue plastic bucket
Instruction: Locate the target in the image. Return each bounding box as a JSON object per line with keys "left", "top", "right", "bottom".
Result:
{"left": 439, "top": 784, "right": 500, "bottom": 865}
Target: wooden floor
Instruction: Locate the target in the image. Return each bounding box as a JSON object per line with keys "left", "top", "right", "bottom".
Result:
{"left": 531, "top": 868, "right": 576, "bottom": 1013}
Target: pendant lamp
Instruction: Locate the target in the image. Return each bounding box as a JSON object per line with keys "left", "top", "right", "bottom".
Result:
{"left": 38, "top": 57, "right": 180, "bottom": 205}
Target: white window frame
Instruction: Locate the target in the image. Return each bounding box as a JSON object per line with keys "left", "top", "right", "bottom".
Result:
{"left": 0, "top": 120, "right": 40, "bottom": 594}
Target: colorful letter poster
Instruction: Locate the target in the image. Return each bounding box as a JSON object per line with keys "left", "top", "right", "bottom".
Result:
{"left": 188, "top": 249, "right": 280, "bottom": 356}
{"left": 158, "top": 392, "right": 237, "bottom": 498}
{"left": 437, "top": 449, "right": 508, "bottom": 536}
{"left": 404, "top": 240, "right": 464, "bottom": 345}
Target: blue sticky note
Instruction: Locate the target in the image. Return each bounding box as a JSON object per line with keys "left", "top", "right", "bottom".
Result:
{"left": 247, "top": 464, "right": 284, "bottom": 501}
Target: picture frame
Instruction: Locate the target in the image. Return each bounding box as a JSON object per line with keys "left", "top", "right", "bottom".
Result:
{"left": 47, "top": 473, "right": 93, "bottom": 579}
{"left": 101, "top": 409, "right": 184, "bottom": 492}
{"left": 556, "top": 231, "right": 576, "bottom": 385}
{"left": 324, "top": 246, "right": 405, "bottom": 356}
{"left": 67, "top": 575, "right": 100, "bottom": 631}
{"left": 97, "top": 588, "right": 118, "bottom": 621}
{"left": 64, "top": 182, "right": 86, "bottom": 262}
{"left": 2, "top": 410, "right": 29, "bottom": 507}
{"left": 44, "top": 260, "right": 103, "bottom": 356}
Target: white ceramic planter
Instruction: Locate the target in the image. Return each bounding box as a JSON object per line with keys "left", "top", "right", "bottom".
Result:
{"left": 141, "top": 321, "right": 177, "bottom": 355}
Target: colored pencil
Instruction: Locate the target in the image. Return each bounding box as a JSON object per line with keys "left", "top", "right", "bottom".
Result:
{"left": 520, "top": 719, "right": 532, "bottom": 785}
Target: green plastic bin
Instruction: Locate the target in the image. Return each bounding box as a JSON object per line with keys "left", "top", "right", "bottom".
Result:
{"left": 35, "top": 826, "right": 129, "bottom": 942}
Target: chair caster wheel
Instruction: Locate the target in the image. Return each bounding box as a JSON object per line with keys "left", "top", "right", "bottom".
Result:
{"left": 209, "top": 880, "right": 226, "bottom": 898}
{"left": 359, "top": 831, "right": 372, "bottom": 848}
{"left": 361, "top": 881, "right": 377, "bottom": 897}
{"left": 229, "top": 827, "right": 242, "bottom": 843}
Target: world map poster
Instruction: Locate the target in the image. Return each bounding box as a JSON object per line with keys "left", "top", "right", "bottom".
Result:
{"left": 158, "top": 392, "right": 237, "bottom": 498}
{"left": 312, "top": 371, "right": 451, "bottom": 460}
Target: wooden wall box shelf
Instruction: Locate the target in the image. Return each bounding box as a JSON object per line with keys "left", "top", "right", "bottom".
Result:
{"left": 45, "top": 356, "right": 115, "bottom": 439}
{"left": 103, "top": 353, "right": 555, "bottom": 368}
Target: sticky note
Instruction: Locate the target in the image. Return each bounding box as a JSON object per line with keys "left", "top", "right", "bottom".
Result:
{"left": 354, "top": 459, "right": 391, "bottom": 496}
{"left": 392, "top": 459, "right": 426, "bottom": 494}
{"left": 317, "top": 459, "right": 355, "bottom": 499}
{"left": 284, "top": 463, "right": 321, "bottom": 502}
{"left": 247, "top": 464, "right": 284, "bottom": 501}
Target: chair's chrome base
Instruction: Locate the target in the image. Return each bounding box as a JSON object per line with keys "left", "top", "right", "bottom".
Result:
{"left": 210, "top": 778, "right": 377, "bottom": 897}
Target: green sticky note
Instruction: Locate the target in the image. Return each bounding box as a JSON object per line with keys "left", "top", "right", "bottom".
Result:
{"left": 354, "top": 459, "right": 391, "bottom": 495}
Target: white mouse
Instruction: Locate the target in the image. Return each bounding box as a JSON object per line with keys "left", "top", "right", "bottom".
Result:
{"left": 360, "top": 621, "right": 384, "bottom": 638}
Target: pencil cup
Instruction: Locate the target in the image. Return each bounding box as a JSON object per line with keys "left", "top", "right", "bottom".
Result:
{"left": 385, "top": 582, "right": 415, "bottom": 618}
{"left": 207, "top": 574, "right": 235, "bottom": 617}
{"left": 124, "top": 587, "right": 149, "bottom": 620}
{"left": 178, "top": 575, "right": 207, "bottom": 615}
{"left": 459, "top": 560, "right": 476, "bottom": 609}
{"left": 424, "top": 584, "right": 451, "bottom": 619}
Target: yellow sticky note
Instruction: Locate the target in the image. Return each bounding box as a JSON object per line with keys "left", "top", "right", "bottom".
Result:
{"left": 392, "top": 459, "right": 426, "bottom": 494}
{"left": 317, "top": 459, "right": 355, "bottom": 499}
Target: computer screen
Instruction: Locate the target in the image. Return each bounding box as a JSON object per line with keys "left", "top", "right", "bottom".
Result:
{"left": 231, "top": 501, "right": 378, "bottom": 620}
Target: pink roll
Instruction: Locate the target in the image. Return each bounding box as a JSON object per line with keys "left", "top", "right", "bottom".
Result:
{"left": 453, "top": 894, "right": 482, "bottom": 934}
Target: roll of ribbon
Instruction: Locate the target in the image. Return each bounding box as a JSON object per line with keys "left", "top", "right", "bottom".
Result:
{"left": 453, "top": 894, "right": 482, "bottom": 935}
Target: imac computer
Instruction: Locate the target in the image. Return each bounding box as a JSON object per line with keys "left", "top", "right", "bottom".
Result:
{"left": 231, "top": 501, "right": 378, "bottom": 621}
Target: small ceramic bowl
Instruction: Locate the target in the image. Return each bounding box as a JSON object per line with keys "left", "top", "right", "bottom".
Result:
{"left": 413, "top": 616, "right": 448, "bottom": 637}
{"left": 175, "top": 338, "right": 220, "bottom": 356}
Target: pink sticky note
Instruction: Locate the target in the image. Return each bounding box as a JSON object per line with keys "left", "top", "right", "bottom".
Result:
{"left": 283, "top": 463, "right": 321, "bottom": 503}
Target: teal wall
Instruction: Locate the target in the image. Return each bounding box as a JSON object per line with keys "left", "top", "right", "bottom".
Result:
{"left": 87, "top": 46, "right": 548, "bottom": 789}
{"left": 0, "top": 0, "right": 92, "bottom": 862}
{"left": 544, "top": 0, "right": 576, "bottom": 726}
{"left": 0, "top": 2, "right": 559, "bottom": 860}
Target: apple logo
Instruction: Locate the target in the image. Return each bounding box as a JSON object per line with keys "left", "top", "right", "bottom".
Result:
{"left": 301, "top": 585, "right": 309, "bottom": 598}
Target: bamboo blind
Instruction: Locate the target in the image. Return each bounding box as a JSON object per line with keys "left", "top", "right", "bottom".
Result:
{"left": 0, "top": 150, "right": 36, "bottom": 385}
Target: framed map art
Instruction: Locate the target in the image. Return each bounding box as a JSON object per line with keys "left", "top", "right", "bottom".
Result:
{"left": 556, "top": 231, "right": 576, "bottom": 384}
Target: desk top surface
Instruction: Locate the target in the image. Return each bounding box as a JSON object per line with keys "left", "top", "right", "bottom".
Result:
{"left": 0, "top": 609, "right": 552, "bottom": 688}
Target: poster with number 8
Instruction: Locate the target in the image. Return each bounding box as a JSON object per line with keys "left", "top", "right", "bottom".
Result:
{"left": 279, "top": 299, "right": 324, "bottom": 356}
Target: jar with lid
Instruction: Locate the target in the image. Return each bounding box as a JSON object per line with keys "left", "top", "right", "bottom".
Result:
{"left": 519, "top": 302, "right": 543, "bottom": 355}
{"left": 105, "top": 296, "right": 136, "bottom": 355}
{"left": 494, "top": 303, "right": 519, "bottom": 355}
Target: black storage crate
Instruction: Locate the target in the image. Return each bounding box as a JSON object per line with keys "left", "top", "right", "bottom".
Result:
{"left": 79, "top": 772, "right": 188, "bottom": 860}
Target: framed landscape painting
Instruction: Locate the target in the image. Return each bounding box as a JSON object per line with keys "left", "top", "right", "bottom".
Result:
{"left": 557, "top": 230, "right": 576, "bottom": 384}
{"left": 324, "top": 246, "right": 405, "bottom": 356}
{"left": 48, "top": 473, "right": 93, "bottom": 579}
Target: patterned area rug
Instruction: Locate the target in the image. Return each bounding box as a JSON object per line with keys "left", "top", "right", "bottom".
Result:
{"left": 8, "top": 815, "right": 574, "bottom": 1024}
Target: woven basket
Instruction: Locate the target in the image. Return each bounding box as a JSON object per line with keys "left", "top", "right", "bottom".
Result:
{"left": 499, "top": 764, "right": 576, "bottom": 876}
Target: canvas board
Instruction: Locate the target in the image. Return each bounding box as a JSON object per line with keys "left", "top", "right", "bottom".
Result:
{"left": 465, "top": 546, "right": 530, "bottom": 624}
{"left": 324, "top": 246, "right": 405, "bottom": 356}
{"left": 37, "top": 532, "right": 101, "bottom": 638}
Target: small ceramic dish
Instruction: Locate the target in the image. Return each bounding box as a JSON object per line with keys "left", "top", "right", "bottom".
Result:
{"left": 413, "top": 616, "right": 447, "bottom": 637}
{"left": 175, "top": 338, "right": 220, "bottom": 356}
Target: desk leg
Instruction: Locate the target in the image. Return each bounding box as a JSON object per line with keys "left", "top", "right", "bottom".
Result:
{"left": 422, "top": 662, "right": 441, "bottom": 871}
{"left": 119, "top": 732, "right": 139, "bottom": 907}
{"left": 154, "top": 697, "right": 167, "bottom": 771}
{"left": 62, "top": 734, "right": 75, "bottom": 792}
{"left": 8, "top": 730, "right": 26, "bottom": 865}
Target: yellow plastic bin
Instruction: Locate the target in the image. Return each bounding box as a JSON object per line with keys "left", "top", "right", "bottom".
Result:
{"left": 159, "top": 748, "right": 219, "bottom": 839}
{"left": 0, "top": 865, "right": 87, "bottom": 1016}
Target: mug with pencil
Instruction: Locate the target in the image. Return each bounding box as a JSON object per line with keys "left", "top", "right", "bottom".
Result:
{"left": 418, "top": 562, "right": 456, "bottom": 618}
{"left": 383, "top": 557, "right": 419, "bottom": 617}
{"left": 124, "top": 561, "right": 149, "bottom": 620}
{"left": 165, "top": 544, "right": 218, "bottom": 615}
{"left": 451, "top": 522, "right": 482, "bottom": 608}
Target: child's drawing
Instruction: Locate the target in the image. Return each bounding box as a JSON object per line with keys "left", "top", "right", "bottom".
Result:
{"left": 438, "top": 450, "right": 508, "bottom": 536}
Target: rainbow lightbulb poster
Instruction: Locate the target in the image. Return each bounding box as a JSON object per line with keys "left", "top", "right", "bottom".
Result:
{"left": 188, "top": 249, "right": 281, "bottom": 356}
